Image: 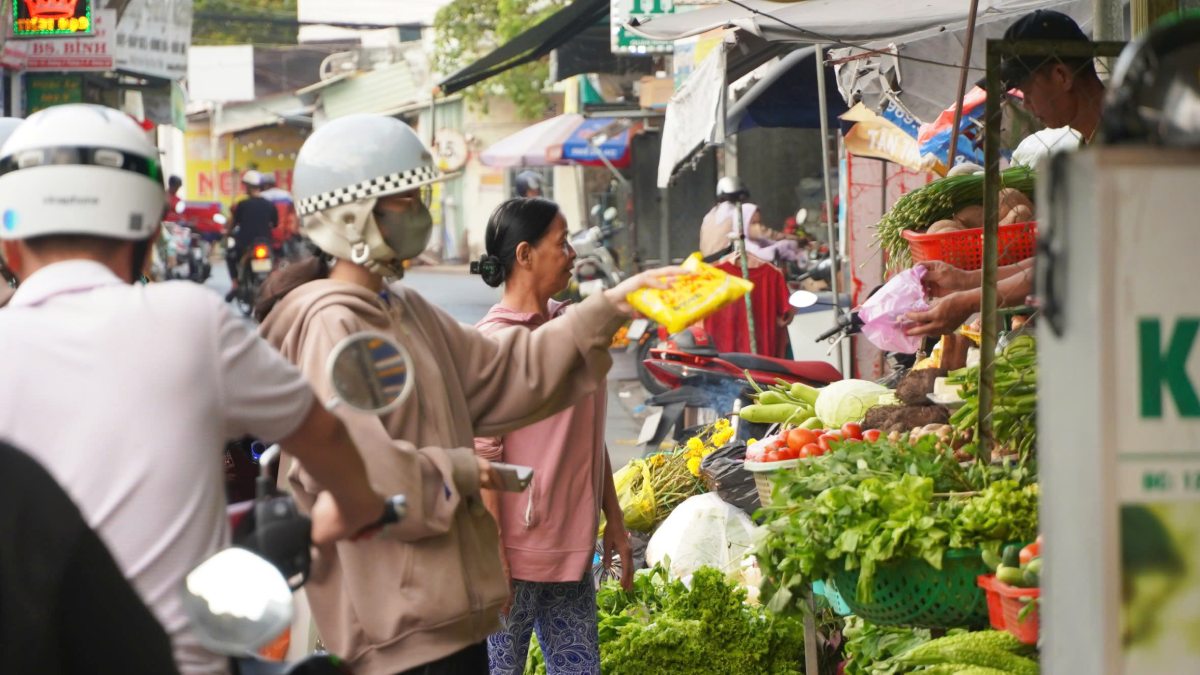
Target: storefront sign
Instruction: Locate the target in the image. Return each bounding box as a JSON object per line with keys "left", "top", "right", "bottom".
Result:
{"left": 185, "top": 124, "right": 306, "bottom": 210}
{"left": 611, "top": 0, "right": 674, "bottom": 55}
{"left": 12, "top": 0, "right": 93, "bottom": 37}
{"left": 115, "top": 0, "right": 193, "bottom": 81}
{"left": 841, "top": 103, "right": 926, "bottom": 171}
{"left": 433, "top": 129, "right": 468, "bottom": 173}
{"left": 25, "top": 73, "right": 83, "bottom": 113}
{"left": 12, "top": 7, "right": 115, "bottom": 72}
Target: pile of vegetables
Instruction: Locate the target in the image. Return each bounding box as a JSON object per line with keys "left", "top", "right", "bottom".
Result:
{"left": 987, "top": 538, "right": 1042, "bottom": 589}
{"left": 746, "top": 423, "right": 881, "bottom": 464}
{"left": 524, "top": 565, "right": 807, "bottom": 675}
{"left": 739, "top": 378, "right": 890, "bottom": 428}
{"left": 754, "top": 435, "right": 1038, "bottom": 613}
{"left": 889, "top": 631, "right": 1039, "bottom": 674}
{"left": 875, "top": 166, "right": 1037, "bottom": 269}
{"left": 947, "top": 335, "right": 1038, "bottom": 460}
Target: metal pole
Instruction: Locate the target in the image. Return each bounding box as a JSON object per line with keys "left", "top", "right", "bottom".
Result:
{"left": 978, "top": 40, "right": 1003, "bottom": 461}
{"left": 947, "top": 0, "right": 981, "bottom": 169}
{"left": 803, "top": 592, "right": 820, "bottom": 675}
{"left": 733, "top": 199, "right": 759, "bottom": 354}
{"left": 1093, "top": 0, "right": 1125, "bottom": 41}
{"left": 815, "top": 45, "right": 845, "bottom": 375}
{"left": 208, "top": 102, "right": 219, "bottom": 206}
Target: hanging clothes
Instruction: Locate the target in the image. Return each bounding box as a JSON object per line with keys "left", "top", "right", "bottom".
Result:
{"left": 703, "top": 258, "right": 792, "bottom": 358}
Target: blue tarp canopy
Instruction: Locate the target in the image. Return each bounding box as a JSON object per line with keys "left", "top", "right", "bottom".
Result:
{"left": 559, "top": 117, "right": 637, "bottom": 168}
{"left": 727, "top": 47, "right": 848, "bottom": 134}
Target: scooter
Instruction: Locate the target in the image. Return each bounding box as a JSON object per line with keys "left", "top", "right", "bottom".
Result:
{"left": 571, "top": 206, "right": 625, "bottom": 299}
{"left": 231, "top": 237, "right": 275, "bottom": 316}
{"left": 637, "top": 324, "right": 844, "bottom": 452}
{"left": 190, "top": 332, "right": 416, "bottom": 674}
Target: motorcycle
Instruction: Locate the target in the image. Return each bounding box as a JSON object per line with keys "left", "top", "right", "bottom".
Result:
{"left": 570, "top": 205, "right": 625, "bottom": 299}
{"left": 194, "top": 332, "right": 415, "bottom": 674}
{"left": 637, "top": 324, "right": 844, "bottom": 452}
{"left": 231, "top": 237, "right": 275, "bottom": 316}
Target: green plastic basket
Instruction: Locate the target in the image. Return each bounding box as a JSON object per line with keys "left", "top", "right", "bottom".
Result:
{"left": 828, "top": 549, "right": 991, "bottom": 629}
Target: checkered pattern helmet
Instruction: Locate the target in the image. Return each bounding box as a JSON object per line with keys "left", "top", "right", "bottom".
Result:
{"left": 293, "top": 114, "right": 443, "bottom": 273}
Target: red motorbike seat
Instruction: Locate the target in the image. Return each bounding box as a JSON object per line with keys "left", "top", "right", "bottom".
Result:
{"left": 718, "top": 353, "right": 842, "bottom": 385}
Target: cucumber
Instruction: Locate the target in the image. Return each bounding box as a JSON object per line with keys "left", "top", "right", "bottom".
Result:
{"left": 996, "top": 565, "right": 1025, "bottom": 587}
{"left": 1002, "top": 544, "right": 1021, "bottom": 568}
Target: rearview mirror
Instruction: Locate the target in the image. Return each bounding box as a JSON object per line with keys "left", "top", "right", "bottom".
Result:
{"left": 175, "top": 200, "right": 186, "bottom": 215}
{"left": 789, "top": 290, "right": 819, "bottom": 309}
{"left": 213, "top": 213, "right": 228, "bottom": 226}
{"left": 326, "top": 331, "right": 414, "bottom": 414}
{"left": 180, "top": 548, "right": 293, "bottom": 656}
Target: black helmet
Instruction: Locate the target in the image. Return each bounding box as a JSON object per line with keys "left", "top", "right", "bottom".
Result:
{"left": 515, "top": 171, "right": 542, "bottom": 197}
{"left": 1102, "top": 12, "right": 1200, "bottom": 147}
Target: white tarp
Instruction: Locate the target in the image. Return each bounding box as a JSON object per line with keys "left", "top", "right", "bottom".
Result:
{"left": 298, "top": 0, "right": 452, "bottom": 28}
{"left": 657, "top": 45, "right": 725, "bottom": 188}
{"left": 628, "top": 0, "right": 1086, "bottom": 45}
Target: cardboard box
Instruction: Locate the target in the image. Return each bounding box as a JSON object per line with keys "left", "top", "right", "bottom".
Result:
{"left": 639, "top": 76, "right": 674, "bottom": 110}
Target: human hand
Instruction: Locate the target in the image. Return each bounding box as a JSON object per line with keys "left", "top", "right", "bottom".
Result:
{"left": 476, "top": 457, "right": 505, "bottom": 492}
{"left": 919, "top": 261, "right": 973, "bottom": 298}
{"left": 309, "top": 490, "right": 391, "bottom": 546}
{"left": 603, "top": 517, "right": 635, "bottom": 592}
{"left": 904, "top": 292, "right": 976, "bottom": 337}
{"left": 603, "top": 266, "right": 688, "bottom": 315}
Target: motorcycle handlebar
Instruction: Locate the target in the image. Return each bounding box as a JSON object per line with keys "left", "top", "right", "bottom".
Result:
{"left": 815, "top": 311, "right": 863, "bottom": 342}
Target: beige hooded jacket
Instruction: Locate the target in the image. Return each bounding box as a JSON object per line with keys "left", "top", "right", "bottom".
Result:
{"left": 258, "top": 278, "right": 624, "bottom": 675}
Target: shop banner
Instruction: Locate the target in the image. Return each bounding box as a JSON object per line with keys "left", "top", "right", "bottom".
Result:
{"left": 840, "top": 104, "right": 925, "bottom": 171}
{"left": 916, "top": 86, "right": 987, "bottom": 172}
{"left": 25, "top": 74, "right": 84, "bottom": 113}
{"left": 115, "top": 0, "right": 193, "bottom": 81}
{"left": 611, "top": 0, "right": 675, "bottom": 55}
{"left": 7, "top": 8, "right": 115, "bottom": 72}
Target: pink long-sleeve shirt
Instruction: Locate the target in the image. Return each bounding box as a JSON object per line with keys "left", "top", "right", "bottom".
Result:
{"left": 473, "top": 301, "right": 610, "bottom": 583}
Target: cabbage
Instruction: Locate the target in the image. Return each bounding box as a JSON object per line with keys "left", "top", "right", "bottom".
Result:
{"left": 815, "top": 379, "right": 890, "bottom": 427}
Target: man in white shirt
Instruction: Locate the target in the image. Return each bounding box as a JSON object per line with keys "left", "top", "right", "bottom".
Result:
{"left": 0, "top": 104, "right": 391, "bottom": 674}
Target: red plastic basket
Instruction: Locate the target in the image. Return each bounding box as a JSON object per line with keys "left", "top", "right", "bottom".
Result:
{"left": 977, "top": 574, "right": 1040, "bottom": 644}
{"left": 903, "top": 222, "right": 1038, "bottom": 271}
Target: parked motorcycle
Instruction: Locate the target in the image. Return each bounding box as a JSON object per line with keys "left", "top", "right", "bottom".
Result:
{"left": 571, "top": 205, "right": 625, "bottom": 299}
{"left": 196, "top": 332, "right": 415, "bottom": 674}
{"left": 637, "top": 324, "right": 844, "bottom": 452}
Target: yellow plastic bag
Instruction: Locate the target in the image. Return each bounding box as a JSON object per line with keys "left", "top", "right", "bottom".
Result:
{"left": 627, "top": 252, "right": 755, "bottom": 334}
{"left": 613, "top": 458, "right": 657, "bottom": 532}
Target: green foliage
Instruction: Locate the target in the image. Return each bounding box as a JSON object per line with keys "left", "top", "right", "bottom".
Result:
{"left": 841, "top": 617, "right": 936, "bottom": 675}
{"left": 433, "top": 0, "right": 566, "bottom": 119}
{"left": 524, "top": 565, "right": 807, "bottom": 675}
{"left": 192, "top": 0, "right": 298, "bottom": 46}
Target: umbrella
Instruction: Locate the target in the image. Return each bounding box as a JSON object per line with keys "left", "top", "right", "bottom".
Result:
{"left": 480, "top": 114, "right": 641, "bottom": 170}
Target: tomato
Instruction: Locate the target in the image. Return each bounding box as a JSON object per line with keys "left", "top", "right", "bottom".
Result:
{"left": 840, "top": 423, "right": 863, "bottom": 440}
{"left": 817, "top": 434, "right": 839, "bottom": 453}
{"left": 780, "top": 445, "right": 800, "bottom": 460}
{"left": 787, "top": 429, "right": 818, "bottom": 450}
{"left": 863, "top": 429, "right": 882, "bottom": 442}
{"left": 797, "top": 446, "right": 810, "bottom": 459}
{"left": 1019, "top": 541, "right": 1041, "bottom": 566}
{"left": 764, "top": 450, "right": 782, "bottom": 463}
{"left": 802, "top": 443, "right": 821, "bottom": 458}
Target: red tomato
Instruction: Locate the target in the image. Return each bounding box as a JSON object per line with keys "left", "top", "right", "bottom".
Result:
{"left": 802, "top": 443, "right": 821, "bottom": 458}
{"left": 841, "top": 423, "right": 863, "bottom": 440}
{"left": 788, "top": 429, "right": 818, "bottom": 450}
{"left": 1019, "top": 541, "right": 1041, "bottom": 566}
{"left": 797, "top": 446, "right": 810, "bottom": 459}
{"left": 780, "top": 445, "right": 800, "bottom": 460}
{"left": 863, "top": 429, "right": 882, "bottom": 442}
{"left": 764, "top": 450, "right": 782, "bottom": 463}
{"left": 817, "top": 434, "right": 839, "bottom": 453}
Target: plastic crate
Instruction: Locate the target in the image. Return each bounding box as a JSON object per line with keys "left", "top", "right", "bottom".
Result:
{"left": 828, "top": 549, "right": 992, "bottom": 629}
{"left": 813, "top": 579, "right": 853, "bottom": 616}
{"left": 977, "top": 574, "right": 1040, "bottom": 644}
{"left": 902, "top": 221, "right": 1038, "bottom": 271}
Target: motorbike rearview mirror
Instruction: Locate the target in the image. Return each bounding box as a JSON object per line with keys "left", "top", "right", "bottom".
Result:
{"left": 213, "top": 213, "right": 227, "bottom": 226}
{"left": 603, "top": 206, "right": 618, "bottom": 222}
{"left": 789, "top": 290, "right": 819, "bottom": 309}
{"left": 326, "top": 331, "right": 414, "bottom": 415}
{"left": 175, "top": 200, "right": 187, "bottom": 215}
{"left": 795, "top": 208, "right": 808, "bottom": 224}
{"left": 181, "top": 548, "right": 293, "bottom": 656}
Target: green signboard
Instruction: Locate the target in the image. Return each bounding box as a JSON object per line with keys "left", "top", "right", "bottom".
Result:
{"left": 25, "top": 73, "right": 83, "bottom": 114}
{"left": 610, "top": 0, "right": 675, "bottom": 55}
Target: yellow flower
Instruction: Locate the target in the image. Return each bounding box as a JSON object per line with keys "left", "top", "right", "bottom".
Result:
{"left": 714, "top": 418, "right": 731, "bottom": 431}
{"left": 712, "top": 429, "right": 734, "bottom": 447}
{"left": 686, "top": 456, "right": 702, "bottom": 476}
{"left": 686, "top": 437, "right": 705, "bottom": 454}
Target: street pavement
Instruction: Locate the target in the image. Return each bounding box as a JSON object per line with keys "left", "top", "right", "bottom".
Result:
{"left": 205, "top": 263, "right": 652, "bottom": 469}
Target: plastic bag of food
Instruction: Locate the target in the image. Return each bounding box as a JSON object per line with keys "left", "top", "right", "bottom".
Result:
{"left": 627, "top": 252, "right": 754, "bottom": 333}
{"left": 700, "top": 442, "right": 762, "bottom": 517}
{"left": 859, "top": 265, "right": 931, "bottom": 354}
{"left": 645, "top": 493, "right": 758, "bottom": 579}
{"left": 613, "top": 458, "right": 657, "bottom": 532}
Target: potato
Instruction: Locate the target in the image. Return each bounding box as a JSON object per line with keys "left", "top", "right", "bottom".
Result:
{"left": 999, "top": 204, "right": 1034, "bottom": 226}
{"left": 926, "top": 219, "right": 965, "bottom": 234}
{"left": 998, "top": 188, "right": 1034, "bottom": 221}
{"left": 953, "top": 204, "right": 984, "bottom": 230}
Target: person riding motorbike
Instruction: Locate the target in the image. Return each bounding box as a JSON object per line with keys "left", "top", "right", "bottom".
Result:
{"left": 0, "top": 104, "right": 394, "bottom": 675}
{"left": 698, "top": 177, "right": 799, "bottom": 259}
{"left": 225, "top": 169, "right": 278, "bottom": 301}
{"left": 253, "top": 113, "right": 678, "bottom": 675}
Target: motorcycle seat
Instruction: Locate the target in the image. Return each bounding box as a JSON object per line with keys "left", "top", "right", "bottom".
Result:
{"left": 718, "top": 353, "right": 842, "bottom": 385}
{"left": 675, "top": 344, "right": 719, "bottom": 357}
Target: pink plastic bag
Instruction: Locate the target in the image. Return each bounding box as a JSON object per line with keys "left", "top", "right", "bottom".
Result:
{"left": 859, "top": 266, "right": 931, "bottom": 354}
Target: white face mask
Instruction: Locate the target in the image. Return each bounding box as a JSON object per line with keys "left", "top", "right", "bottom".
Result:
{"left": 375, "top": 200, "right": 433, "bottom": 262}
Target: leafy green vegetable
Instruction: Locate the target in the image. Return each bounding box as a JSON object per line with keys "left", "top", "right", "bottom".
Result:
{"left": 814, "top": 379, "right": 891, "bottom": 427}
{"left": 524, "top": 565, "right": 807, "bottom": 675}
{"left": 841, "top": 617, "right": 935, "bottom": 675}
{"left": 951, "top": 480, "right": 1040, "bottom": 557}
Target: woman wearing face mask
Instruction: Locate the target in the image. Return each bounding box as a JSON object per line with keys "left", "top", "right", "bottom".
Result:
{"left": 471, "top": 198, "right": 633, "bottom": 675}
{"left": 254, "top": 114, "right": 678, "bottom": 675}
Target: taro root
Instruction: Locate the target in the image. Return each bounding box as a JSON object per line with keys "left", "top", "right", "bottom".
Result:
{"left": 895, "top": 368, "right": 947, "bottom": 406}
{"left": 863, "top": 404, "right": 951, "bottom": 434}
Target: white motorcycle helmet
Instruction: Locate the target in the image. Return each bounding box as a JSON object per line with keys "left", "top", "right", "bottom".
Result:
{"left": 293, "top": 114, "right": 442, "bottom": 277}
{"left": 0, "top": 104, "right": 163, "bottom": 241}
{"left": 242, "top": 169, "right": 267, "bottom": 189}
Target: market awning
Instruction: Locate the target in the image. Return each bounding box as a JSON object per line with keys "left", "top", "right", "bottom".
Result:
{"left": 480, "top": 114, "right": 584, "bottom": 168}
{"left": 558, "top": 117, "right": 640, "bottom": 168}
{"left": 727, "top": 47, "right": 847, "bottom": 134}
{"left": 626, "top": 0, "right": 1086, "bottom": 45}
{"left": 439, "top": 0, "right": 608, "bottom": 95}
{"left": 480, "top": 114, "right": 641, "bottom": 169}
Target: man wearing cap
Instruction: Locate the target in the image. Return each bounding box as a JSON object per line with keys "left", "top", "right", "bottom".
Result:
{"left": 1001, "top": 9, "right": 1107, "bottom": 143}
{"left": 904, "top": 10, "right": 1103, "bottom": 337}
